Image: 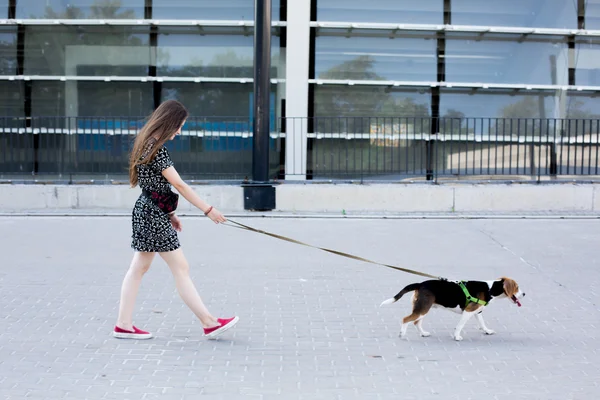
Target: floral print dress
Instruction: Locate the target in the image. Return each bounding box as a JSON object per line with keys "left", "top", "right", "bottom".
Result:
{"left": 131, "top": 145, "right": 180, "bottom": 253}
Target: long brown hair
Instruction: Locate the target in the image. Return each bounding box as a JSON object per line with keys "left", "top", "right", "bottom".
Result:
{"left": 129, "top": 100, "right": 189, "bottom": 187}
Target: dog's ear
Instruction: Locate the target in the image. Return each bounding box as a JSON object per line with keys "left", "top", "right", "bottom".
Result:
{"left": 502, "top": 277, "right": 519, "bottom": 297}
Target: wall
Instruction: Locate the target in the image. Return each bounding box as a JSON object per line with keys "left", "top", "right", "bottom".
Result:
{"left": 1, "top": 183, "right": 598, "bottom": 214}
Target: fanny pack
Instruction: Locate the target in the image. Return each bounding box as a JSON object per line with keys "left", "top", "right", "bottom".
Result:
{"left": 142, "top": 189, "right": 179, "bottom": 214}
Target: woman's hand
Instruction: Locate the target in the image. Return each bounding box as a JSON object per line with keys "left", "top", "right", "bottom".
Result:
{"left": 206, "top": 207, "right": 227, "bottom": 224}
{"left": 169, "top": 213, "right": 182, "bottom": 231}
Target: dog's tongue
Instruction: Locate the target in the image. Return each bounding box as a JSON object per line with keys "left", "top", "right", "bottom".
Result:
{"left": 512, "top": 296, "right": 522, "bottom": 307}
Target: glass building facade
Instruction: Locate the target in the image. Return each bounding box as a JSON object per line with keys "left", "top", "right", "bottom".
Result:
{"left": 0, "top": 1, "right": 285, "bottom": 119}
{"left": 311, "top": 0, "right": 600, "bottom": 120}
{"left": 2, "top": 0, "right": 600, "bottom": 180}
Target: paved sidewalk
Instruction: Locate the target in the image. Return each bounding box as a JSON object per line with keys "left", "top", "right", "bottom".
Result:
{"left": 0, "top": 216, "right": 598, "bottom": 399}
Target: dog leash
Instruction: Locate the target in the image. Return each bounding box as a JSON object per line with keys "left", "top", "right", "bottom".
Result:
{"left": 223, "top": 219, "right": 446, "bottom": 281}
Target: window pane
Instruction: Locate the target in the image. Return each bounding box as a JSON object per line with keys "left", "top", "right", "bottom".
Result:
{"left": 315, "top": 33, "right": 437, "bottom": 82}
{"left": 440, "top": 89, "right": 555, "bottom": 118}
{"left": 1, "top": 0, "right": 7, "bottom": 18}
{"left": 152, "top": 0, "right": 281, "bottom": 21}
{"left": 157, "top": 27, "right": 283, "bottom": 78}
{"left": 314, "top": 86, "right": 431, "bottom": 117}
{"left": 0, "top": 81, "right": 25, "bottom": 117}
{"left": 451, "top": 0, "right": 577, "bottom": 29}
{"left": 0, "top": 27, "right": 17, "bottom": 75}
{"left": 575, "top": 38, "right": 600, "bottom": 86}
{"left": 32, "top": 81, "right": 65, "bottom": 116}
{"left": 317, "top": 0, "right": 443, "bottom": 24}
{"left": 77, "top": 82, "right": 153, "bottom": 116}
{"left": 160, "top": 83, "right": 281, "bottom": 180}
{"left": 565, "top": 93, "right": 600, "bottom": 119}
{"left": 16, "top": 0, "right": 145, "bottom": 19}
{"left": 585, "top": 0, "right": 600, "bottom": 29}
{"left": 445, "top": 33, "right": 568, "bottom": 85}
{"left": 310, "top": 86, "right": 432, "bottom": 179}
{"left": 24, "top": 26, "right": 150, "bottom": 76}
{"left": 440, "top": 89, "right": 600, "bottom": 119}
{"left": 162, "top": 82, "right": 280, "bottom": 117}
{"left": 30, "top": 81, "right": 153, "bottom": 117}
{"left": 0, "top": 82, "right": 29, "bottom": 177}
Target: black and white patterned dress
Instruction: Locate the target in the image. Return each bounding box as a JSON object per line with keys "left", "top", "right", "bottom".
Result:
{"left": 131, "top": 145, "right": 181, "bottom": 253}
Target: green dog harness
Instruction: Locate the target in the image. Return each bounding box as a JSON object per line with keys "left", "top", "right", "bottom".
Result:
{"left": 458, "top": 281, "right": 488, "bottom": 308}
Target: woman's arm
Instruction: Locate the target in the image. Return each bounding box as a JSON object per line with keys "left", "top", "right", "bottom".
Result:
{"left": 162, "top": 166, "right": 226, "bottom": 223}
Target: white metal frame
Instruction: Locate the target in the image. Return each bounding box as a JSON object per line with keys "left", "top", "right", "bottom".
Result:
{"left": 284, "top": 0, "right": 311, "bottom": 181}
{"left": 309, "top": 79, "right": 600, "bottom": 92}
{"left": 0, "top": 19, "right": 286, "bottom": 27}
{"left": 310, "top": 21, "right": 600, "bottom": 38}
{"left": 1, "top": 19, "right": 592, "bottom": 36}
{"left": 0, "top": 75, "right": 283, "bottom": 84}
{"left": 2, "top": 76, "right": 594, "bottom": 91}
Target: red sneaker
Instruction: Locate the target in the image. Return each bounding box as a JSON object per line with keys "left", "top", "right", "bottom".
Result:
{"left": 203, "top": 316, "right": 239, "bottom": 339}
{"left": 112, "top": 325, "right": 153, "bottom": 340}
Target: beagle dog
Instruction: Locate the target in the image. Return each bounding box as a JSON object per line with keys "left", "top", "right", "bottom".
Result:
{"left": 380, "top": 277, "right": 525, "bottom": 341}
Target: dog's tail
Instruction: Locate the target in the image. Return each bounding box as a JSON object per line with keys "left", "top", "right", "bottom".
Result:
{"left": 380, "top": 283, "right": 421, "bottom": 307}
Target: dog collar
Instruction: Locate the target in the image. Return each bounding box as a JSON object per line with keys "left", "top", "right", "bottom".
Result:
{"left": 458, "top": 281, "right": 488, "bottom": 308}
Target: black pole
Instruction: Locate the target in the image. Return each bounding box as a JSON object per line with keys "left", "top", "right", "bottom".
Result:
{"left": 244, "top": 0, "right": 276, "bottom": 210}
{"left": 252, "top": 0, "right": 271, "bottom": 183}
{"left": 146, "top": 0, "right": 161, "bottom": 110}
{"left": 426, "top": 0, "right": 450, "bottom": 181}
{"left": 8, "top": 0, "right": 16, "bottom": 18}
{"left": 549, "top": 55, "right": 558, "bottom": 176}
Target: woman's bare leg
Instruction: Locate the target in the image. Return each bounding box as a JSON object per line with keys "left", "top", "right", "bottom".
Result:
{"left": 116, "top": 251, "right": 155, "bottom": 330}
{"left": 159, "top": 248, "right": 219, "bottom": 329}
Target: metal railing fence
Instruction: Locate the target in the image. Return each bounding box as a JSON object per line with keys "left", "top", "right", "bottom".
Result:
{"left": 2, "top": 116, "right": 599, "bottom": 183}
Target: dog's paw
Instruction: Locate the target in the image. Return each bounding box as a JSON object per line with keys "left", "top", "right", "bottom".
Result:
{"left": 453, "top": 335, "right": 463, "bottom": 341}
{"left": 399, "top": 333, "right": 408, "bottom": 340}
{"left": 483, "top": 329, "right": 495, "bottom": 335}
{"left": 420, "top": 331, "right": 431, "bottom": 337}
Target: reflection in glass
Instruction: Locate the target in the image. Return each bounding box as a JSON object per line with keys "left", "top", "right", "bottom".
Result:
{"left": 0, "top": 81, "right": 25, "bottom": 117}
{"left": 440, "top": 89, "right": 600, "bottom": 120}
{"left": 162, "top": 83, "right": 253, "bottom": 116}
{"left": 29, "top": 81, "right": 153, "bottom": 117}
{"left": 24, "top": 26, "right": 150, "bottom": 76}
{"left": 31, "top": 81, "right": 65, "bottom": 116}
{"left": 0, "top": 27, "right": 17, "bottom": 75}
{"left": 451, "top": 0, "right": 576, "bottom": 29}
{"left": 315, "top": 34, "right": 436, "bottom": 82}
{"left": 585, "top": 0, "right": 600, "bottom": 29}
{"left": 565, "top": 93, "right": 600, "bottom": 119}
{"left": 152, "top": 0, "right": 280, "bottom": 21}
{"left": 314, "top": 86, "right": 431, "bottom": 117}
{"left": 575, "top": 38, "right": 600, "bottom": 86}
{"left": 441, "top": 89, "right": 555, "bottom": 119}
{"left": 310, "top": 86, "right": 432, "bottom": 180}
{"left": 16, "top": 0, "right": 145, "bottom": 19}
{"left": 445, "top": 34, "right": 568, "bottom": 85}
{"left": 161, "top": 82, "right": 279, "bottom": 117}
{"left": 1, "top": 0, "right": 8, "bottom": 18}
{"left": 157, "top": 28, "right": 282, "bottom": 78}
{"left": 77, "top": 82, "right": 153, "bottom": 116}
{"left": 160, "top": 83, "right": 281, "bottom": 181}
{"left": 0, "top": 81, "right": 30, "bottom": 177}
{"left": 317, "top": 0, "right": 443, "bottom": 24}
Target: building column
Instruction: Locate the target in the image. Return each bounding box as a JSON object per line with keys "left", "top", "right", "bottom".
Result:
{"left": 284, "top": 0, "right": 311, "bottom": 180}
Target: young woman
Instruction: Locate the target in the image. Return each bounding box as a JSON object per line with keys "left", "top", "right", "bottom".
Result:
{"left": 113, "top": 99, "right": 239, "bottom": 340}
